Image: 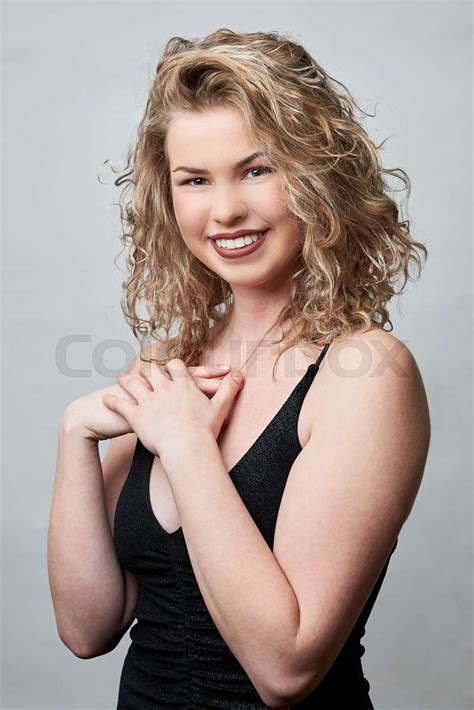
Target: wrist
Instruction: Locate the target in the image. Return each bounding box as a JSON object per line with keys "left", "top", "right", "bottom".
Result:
{"left": 159, "top": 428, "right": 217, "bottom": 468}
{"left": 60, "top": 408, "right": 98, "bottom": 446}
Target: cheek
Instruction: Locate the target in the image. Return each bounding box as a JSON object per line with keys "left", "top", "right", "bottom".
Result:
{"left": 170, "top": 189, "right": 186, "bottom": 225}
{"left": 171, "top": 190, "right": 206, "bottom": 234}
{"left": 256, "top": 182, "right": 289, "bottom": 223}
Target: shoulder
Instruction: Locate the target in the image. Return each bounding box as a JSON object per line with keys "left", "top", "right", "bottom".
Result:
{"left": 320, "top": 326, "right": 426, "bottom": 393}
{"left": 313, "top": 326, "right": 430, "bottom": 459}
{"left": 325, "top": 326, "right": 414, "bottom": 378}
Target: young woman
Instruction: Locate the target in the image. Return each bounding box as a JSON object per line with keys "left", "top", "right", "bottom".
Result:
{"left": 48, "top": 29, "right": 431, "bottom": 708}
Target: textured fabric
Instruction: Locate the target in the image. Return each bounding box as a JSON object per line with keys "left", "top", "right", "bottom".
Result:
{"left": 113, "top": 342, "right": 397, "bottom": 708}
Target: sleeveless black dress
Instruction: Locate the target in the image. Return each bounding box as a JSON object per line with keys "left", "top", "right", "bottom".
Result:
{"left": 113, "top": 342, "right": 398, "bottom": 708}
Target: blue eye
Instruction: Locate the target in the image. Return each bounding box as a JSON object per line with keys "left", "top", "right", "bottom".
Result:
{"left": 183, "top": 165, "right": 273, "bottom": 187}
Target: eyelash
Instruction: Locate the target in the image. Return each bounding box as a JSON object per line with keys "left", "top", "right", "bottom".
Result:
{"left": 182, "top": 165, "right": 273, "bottom": 187}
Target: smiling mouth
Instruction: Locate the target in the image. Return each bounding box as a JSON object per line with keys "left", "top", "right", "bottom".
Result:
{"left": 212, "top": 231, "right": 267, "bottom": 250}
{"left": 208, "top": 229, "right": 269, "bottom": 259}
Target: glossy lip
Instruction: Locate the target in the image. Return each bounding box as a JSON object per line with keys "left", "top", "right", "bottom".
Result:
{"left": 209, "top": 229, "right": 268, "bottom": 259}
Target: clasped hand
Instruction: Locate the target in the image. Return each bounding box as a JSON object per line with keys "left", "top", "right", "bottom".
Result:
{"left": 102, "top": 358, "right": 244, "bottom": 458}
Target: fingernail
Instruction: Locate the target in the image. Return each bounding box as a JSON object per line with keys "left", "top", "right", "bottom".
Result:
{"left": 232, "top": 370, "right": 242, "bottom": 381}
{"left": 216, "top": 364, "right": 230, "bottom": 370}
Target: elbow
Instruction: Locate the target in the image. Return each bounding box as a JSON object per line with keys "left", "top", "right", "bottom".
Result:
{"left": 248, "top": 664, "right": 302, "bottom": 707}
{"left": 70, "top": 646, "right": 96, "bottom": 660}
{"left": 262, "top": 677, "right": 319, "bottom": 708}
{"left": 260, "top": 654, "right": 322, "bottom": 707}
{"left": 65, "top": 640, "right": 116, "bottom": 660}
{"left": 69, "top": 636, "right": 122, "bottom": 659}
{"left": 256, "top": 631, "right": 319, "bottom": 706}
{"left": 258, "top": 670, "right": 315, "bottom": 708}
{"left": 57, "top": 629, "right": 119, "bottom": 660}
{"left": 58, "top": 632, "right": 94, "bottom": 660}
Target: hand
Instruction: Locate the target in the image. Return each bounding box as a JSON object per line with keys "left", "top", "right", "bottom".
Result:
{"left": 101, "top": 359, "right": 244, "bottom": 458}
{"left": 63, "top": 363, "right": 234, "bottom": 443}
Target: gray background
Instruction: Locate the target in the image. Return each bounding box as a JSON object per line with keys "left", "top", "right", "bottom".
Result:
{"left": 1, "top": 1, "right": 472, "bottom": 708}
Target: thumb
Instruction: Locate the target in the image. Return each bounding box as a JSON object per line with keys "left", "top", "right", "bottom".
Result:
{"left": 228, "top": 368, "right": 244, "bottom": 391}
{"left": 102, "top": 393, "right": 135, "bottom": 422}
{"left": 212, "top": 369, "right": 243, "bottom": 406}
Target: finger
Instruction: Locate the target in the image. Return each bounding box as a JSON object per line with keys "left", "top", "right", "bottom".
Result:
{"left": 211, "top": 369, "right": 243, "bottom": 408}
{"left": 137, "top": 360, "right": 173, "bottom": 391}
{"left": 166, "top": 358, "right": 193, "bottom": 383}
{"left": 144, "top": 358, "right": 174, "bottom": 385}
{"left": 110, "top": 382, "right": 144, "bottom": 403}
{"left": 116, "top": 373, "right": 151, "bottom": 400}
{"left": 137, "top": 366, "right": 155, "bottom": 389}
{"left": 189, "top": 364, "right": 231, "bottom": 378}
{"left": 102, "top": 393, "right": 136, "bottom": 422}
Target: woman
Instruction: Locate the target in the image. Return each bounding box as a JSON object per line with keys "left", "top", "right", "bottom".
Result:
{"left": 48, "top": 29, "right": 431, "bottom": 708}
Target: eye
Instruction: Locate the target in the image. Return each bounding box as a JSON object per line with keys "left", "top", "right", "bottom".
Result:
{"left": 243, "top": 165, "right": 273, "bottom": 179}
{"left": 182, "top": 165, "right": 273, "bottom": 187}
{"left": 183, "top": 176, "right": 208, "bottom": 187}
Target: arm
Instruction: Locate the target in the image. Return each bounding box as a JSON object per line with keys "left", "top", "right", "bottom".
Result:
{"left": 48, "top": 339, "right": 229, "bottom": 658}
{"left": 47, "top": 422, "right": 129, "bottom": 658}
{"left": 160, "top": 435, "right": 299, "bottom": 707}
{"left": 159, "top": 333, "right": 430, "bottom": 706}
{"left": 282, "top": 336, "right": 430, "bottom": 700}
{"left": 47, "top": 348, "right": 150, "bottom": 658}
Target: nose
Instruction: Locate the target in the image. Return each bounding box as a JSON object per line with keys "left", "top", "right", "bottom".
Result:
{"left": 210, "top": 184, "right": 248, "bottom": 225}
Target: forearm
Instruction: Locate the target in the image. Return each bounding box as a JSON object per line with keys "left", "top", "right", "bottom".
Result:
{"left": 160, "top": 432, "right": 300, "bottom": 703}
{"left": 47, "top": 417, "right": 125, "bottom": 657}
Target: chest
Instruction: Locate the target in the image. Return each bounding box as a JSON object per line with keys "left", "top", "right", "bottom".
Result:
{"left": 148, "top": 347, "right": 321, "bottom": 535}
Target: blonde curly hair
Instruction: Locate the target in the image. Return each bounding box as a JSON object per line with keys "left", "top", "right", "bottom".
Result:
{"left": 105, "top": 28, "right": 428, "bottom": 377}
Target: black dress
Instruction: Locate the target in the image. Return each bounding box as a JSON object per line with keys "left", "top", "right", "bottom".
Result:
{"left": 113, "top": 342, "right": 398, "bottom": 708}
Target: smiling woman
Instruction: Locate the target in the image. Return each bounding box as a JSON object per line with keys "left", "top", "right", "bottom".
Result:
{"left": 48, "top": 27, "right": 431, "bottom": 710}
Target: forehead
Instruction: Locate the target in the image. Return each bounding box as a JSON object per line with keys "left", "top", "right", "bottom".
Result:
{"left": 166, "top": 106, "right": 256, "bottom": 162}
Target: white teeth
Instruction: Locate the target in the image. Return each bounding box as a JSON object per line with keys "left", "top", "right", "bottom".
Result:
{"left": 216, "top": 232, "right": 264, "bottom": 250}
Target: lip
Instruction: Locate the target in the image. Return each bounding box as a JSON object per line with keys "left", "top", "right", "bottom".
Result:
{"left": 209, "top": 229, "right": 268, "bottom": 259}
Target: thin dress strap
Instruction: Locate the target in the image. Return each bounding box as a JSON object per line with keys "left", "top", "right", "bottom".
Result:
{"left": 315, "top": 341, "right": 331, "bottom": 369}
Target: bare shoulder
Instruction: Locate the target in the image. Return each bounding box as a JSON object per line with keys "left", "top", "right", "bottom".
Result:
{"left": 313, "top": 326, "right": 431, "bottom": 483}
{"left": 318, "top": 327, "right": 429, "bottom": 406}
{"left": 323, "top": 326, "right": 418, "bottom": 379}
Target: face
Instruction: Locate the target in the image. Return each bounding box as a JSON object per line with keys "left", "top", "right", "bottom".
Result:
{"left": 166, "top": 106, "right": 304, "bottom": 288}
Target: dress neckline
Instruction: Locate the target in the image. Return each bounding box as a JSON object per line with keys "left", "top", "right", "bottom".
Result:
{"left": 226, "top": 361, "right": 316, "bottom": 476}
{"left": 224, "top": 341, "right": 330, "bottom": 473}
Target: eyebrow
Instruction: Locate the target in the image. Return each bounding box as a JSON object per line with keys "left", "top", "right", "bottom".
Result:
{"left": 171, "top": 151, "right": 264, "bottom": 175}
